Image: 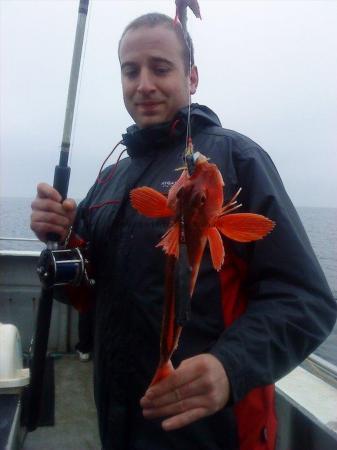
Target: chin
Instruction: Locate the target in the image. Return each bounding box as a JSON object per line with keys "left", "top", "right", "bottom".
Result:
{"left": 137, "top": 115, "right": 166, "bottom": 129}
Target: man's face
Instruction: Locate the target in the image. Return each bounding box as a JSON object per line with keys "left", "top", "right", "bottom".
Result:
{"left": 119, "top": 25, "right": 198, "bottom": 128}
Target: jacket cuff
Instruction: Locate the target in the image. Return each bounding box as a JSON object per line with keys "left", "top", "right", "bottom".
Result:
{"left": 209, "top": 344, "right": 249, "bottom": 404}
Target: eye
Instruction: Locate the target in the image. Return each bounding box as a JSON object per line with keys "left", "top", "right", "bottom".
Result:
{"left": 122, "top": 66, "right": 139, "bottom": 79}
{"left": 153, "top": 66, "right": 171, "bottom": 76}
{"left": 124, "top": 70, "right": 138, "bottom": 79}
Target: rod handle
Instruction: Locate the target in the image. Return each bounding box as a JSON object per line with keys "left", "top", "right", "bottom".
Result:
{"left": 46, "top": 165, "right": 71, "bottom": 243}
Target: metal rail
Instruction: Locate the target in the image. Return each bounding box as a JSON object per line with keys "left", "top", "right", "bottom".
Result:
{"left": 0, "top": 237, "right": 40, "bottom": 242}
{"left": 305, "top": 354, "right": 337, "bottom": 388}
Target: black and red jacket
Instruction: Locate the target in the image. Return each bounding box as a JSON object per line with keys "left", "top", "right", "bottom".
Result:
{"left": 70, "top": 104, "right": 336, "bottom": 450}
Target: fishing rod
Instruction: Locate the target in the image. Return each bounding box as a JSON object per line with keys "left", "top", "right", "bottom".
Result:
{"left": 24, "top": 0, "right": 90, "bottom": 432}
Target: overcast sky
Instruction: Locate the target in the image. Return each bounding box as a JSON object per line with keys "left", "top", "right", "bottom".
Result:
{"left": 1, "top": 0, "right": 336, "bottom": 207}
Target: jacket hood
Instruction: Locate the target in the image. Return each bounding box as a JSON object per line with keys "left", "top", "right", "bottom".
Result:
{"left": 122, "top": 104, "right": 222, "bottom": 157}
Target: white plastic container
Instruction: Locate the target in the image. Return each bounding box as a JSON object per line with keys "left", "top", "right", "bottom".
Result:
{"left": 0, "top": 323, "right": 30, "bottom": 389}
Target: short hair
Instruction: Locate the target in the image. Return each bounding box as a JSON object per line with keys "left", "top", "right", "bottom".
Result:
{"left": 118, "top": 13, "right": 195, "bottom": 73}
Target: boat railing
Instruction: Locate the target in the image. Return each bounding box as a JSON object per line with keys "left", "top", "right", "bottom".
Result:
{"left": 0, "top": 237, "right": 43, "bottom": 256}
{"left": 0, "top": 237, "right": 40, "bottom": 242}
{"left": 305, "top": 354, "right": 337, "bottom": 388}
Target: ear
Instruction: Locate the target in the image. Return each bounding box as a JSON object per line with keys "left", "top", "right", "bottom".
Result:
{"left": 189, "top": 65, "right": 199, "bottom": 95}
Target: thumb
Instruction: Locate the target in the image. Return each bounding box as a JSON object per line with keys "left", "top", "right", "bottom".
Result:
{"left": 63, "top": 198, "right": 77, "bottom": 212}
{"left": 62, "top": 198, "right": 77, "bottom": 223}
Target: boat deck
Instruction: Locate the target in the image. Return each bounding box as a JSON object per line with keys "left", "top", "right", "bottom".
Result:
{"left": 22, "top": 354, "right": 100, "bottom": 450}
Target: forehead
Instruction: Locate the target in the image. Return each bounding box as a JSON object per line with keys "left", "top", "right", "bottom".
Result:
{"left": 119, "top": 25, "right": 184, "bottom": 65}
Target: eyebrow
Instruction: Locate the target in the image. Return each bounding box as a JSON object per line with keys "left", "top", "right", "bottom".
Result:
{"left": 121, "top": 57, "right": 175, "bottom": 70}
{"left": 149, "top": 57, "right": 174, "bottom": 66}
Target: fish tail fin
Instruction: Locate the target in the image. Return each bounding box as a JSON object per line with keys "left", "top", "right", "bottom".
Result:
{"left": 150, "top": 360, "right": 174, "bottom": 387}
{"left": 215, "top": 213, "right": 275, "bottom": 242}
{"left": 130, "top": 187, "right": 173, "bottom": 218}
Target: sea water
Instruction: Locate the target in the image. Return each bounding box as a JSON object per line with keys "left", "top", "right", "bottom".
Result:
{"left": 0, "top": 197, "right": 336, "bottom": 364}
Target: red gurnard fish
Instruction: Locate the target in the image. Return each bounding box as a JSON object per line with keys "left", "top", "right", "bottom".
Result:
{"left": 130, "top": 152, "right": 275, "bottom": 385}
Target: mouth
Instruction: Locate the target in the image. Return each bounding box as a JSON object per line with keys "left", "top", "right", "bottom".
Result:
{"left": 136, "top": 101, "right": 163, "bottom": 112}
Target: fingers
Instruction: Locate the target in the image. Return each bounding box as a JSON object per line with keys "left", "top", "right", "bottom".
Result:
{"left": 35, "top": 183, "right": 77, "bottom": 214}
{"left": 37, "top": 183, "right": 62, "bottom": 202}
{"left": 162, "top": 408, "right": 208, "bottom": 432}
{"left": 63, "top": 198, "right": 77, "bottom": 213}
{"left": 141, "top": 354, "right": 231, "bottom": 431}
{"left": 141, "top": 371, "right": 223, "bottom": 421}
{"left": 31, "top": 220, "right": 71, "bottom": 242}
{"left": 143, "top": 356, "right": 204, "bottom": 400}
{"left": 32, "top": 210, "right": 71, "bottom": 229}
{"left": 31, "top": 183, "right": 77, "bottom": 242}
{"left": 143, "top": 393, "right": 212, "bottom": 421}
{"left": 141, "top": 374, "right": 210, "bottom": 409}
{"left": 31, "top": 198, "right": 67, "bottom": 215}
{"left": 30, "top": 209, "right": 73, "bottom": 242}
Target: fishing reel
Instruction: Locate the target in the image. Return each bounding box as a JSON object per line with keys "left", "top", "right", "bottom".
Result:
{"left": 37, "top": 245, "right": 95, "bottom": 289}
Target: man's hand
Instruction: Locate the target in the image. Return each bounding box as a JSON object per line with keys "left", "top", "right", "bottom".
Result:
{"left": 140, "top": 354, "right": 230, "bottom": 431}
{"left": 31, "top": 183, "right": 77, "bottom": 243}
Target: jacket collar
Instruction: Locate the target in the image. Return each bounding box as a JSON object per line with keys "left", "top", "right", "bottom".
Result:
{"left": 122, "top": 104, "right": 222, "bottom": 158}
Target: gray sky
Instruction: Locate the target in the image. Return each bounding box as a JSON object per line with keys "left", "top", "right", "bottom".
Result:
{"left": 1, "top": 0, "right": 337, "bottom": 207}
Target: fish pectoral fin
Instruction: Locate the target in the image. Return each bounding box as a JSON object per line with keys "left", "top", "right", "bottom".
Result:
{"left": 156, "top": 223, "right": 180, "bottom": 258}
{"left": 130, "top": 187, "right": 173, "bottom": 218}
{"left": 215, "top": 213, "right": 275, "bottom": 242}
{"left": 207, "top": 227, "right": 225, "bottom": 271}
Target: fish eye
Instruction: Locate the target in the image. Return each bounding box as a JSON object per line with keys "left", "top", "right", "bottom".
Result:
{"left": 190, "top": 192, "right": 206, "bottom": 208}
{"left": 196, "top": 194, "right": 206, "bottom": 208}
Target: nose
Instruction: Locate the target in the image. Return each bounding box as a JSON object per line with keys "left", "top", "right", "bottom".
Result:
{"left": 137, "top": 68, "right": 156, "bottom": 95}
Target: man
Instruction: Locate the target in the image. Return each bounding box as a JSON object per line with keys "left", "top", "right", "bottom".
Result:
{"left": 31, "top": 13, "right": 336, "bottom": 450}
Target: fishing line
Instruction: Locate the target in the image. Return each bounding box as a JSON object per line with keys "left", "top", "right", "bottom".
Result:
{"left": 176, "top": 4, "right": 199, "bottom": 169}
{"left": 68, "top": 0, "right": 92, "bottom": 168}
{"left": 185, "top": 33, "right": 193, "bottom": 156}
{"left": 96, "top": 141, "right": 125, "bottom": 185}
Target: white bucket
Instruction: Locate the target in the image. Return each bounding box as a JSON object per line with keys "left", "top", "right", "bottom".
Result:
{"left": 0, "top": 323, "right": 30, "bottom": 389}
